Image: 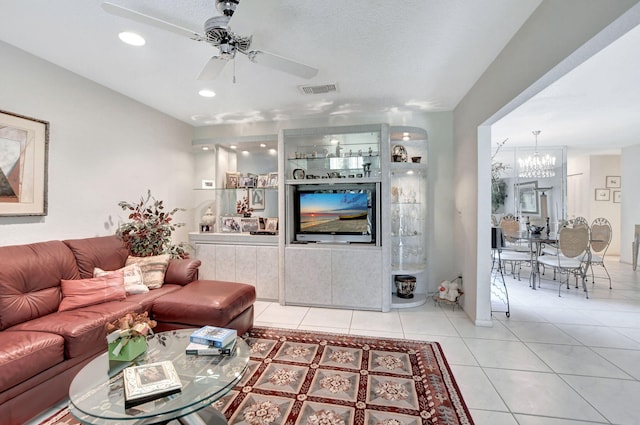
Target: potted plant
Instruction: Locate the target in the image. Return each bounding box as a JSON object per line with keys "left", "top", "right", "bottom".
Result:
{"left": 116, "top": 190, "right": 188, "bottom": 258}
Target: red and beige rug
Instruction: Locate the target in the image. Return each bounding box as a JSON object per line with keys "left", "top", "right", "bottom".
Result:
{"left": 41, "top": 327, "right": 474, "bottom": 425}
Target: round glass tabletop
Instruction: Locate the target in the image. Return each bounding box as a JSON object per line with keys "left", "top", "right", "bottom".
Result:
{"left": 69, "top": 329, "right": 249, "bottom": 424}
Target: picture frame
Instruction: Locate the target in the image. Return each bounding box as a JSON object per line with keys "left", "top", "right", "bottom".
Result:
{"left": 267, "top": 172, "right": 278, "bottom": 187}
{"left": 225, "top": 172, "right": 239, "bottom": 189}
{"left": 595, "top": 188, "right": 610, "bottom": 201}
{"left": 606, "top": 176, "right": 621, "bottom": 188}
{"left": 220, "top": 216, "right": 241, "bottom": 233}
{"left": 516, "top": 181, "right": 539, "bottom": 215}
{"left": 0, "top": 109, "right": 49, "bottom": 216}
{"left": 249, "top": 188, "right": 265, "bottom": 210}
{"left": 241, "top": 217, "right": 260, "bottom": 233}
{"left": 238, "top": 176, "right": 255, "bottom": 188}
{"left": 257, "top": 174, "right": 269, "bottom": 188}
{"left": 201, "top": 179, "right": 214, "bottom": 189}
{"left": 200, "top": 224, "right": 215, "bottom": 233}
{"left": 613, "top": 190, "right": 621, "bottom": 203}
{"left": 265, "top": 217, "right": 278, "bottom": 232}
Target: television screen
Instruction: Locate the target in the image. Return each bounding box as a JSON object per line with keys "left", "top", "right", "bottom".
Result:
{"left": 294, "top": 185, "right": 376, "bottom": 243}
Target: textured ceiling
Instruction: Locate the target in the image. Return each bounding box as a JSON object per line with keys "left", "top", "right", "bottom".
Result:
{"left": 0, "top": 0, "right": 539, "bottom": 125}
{"left": 1, "top": 0, "right": 638, "bottom": 155}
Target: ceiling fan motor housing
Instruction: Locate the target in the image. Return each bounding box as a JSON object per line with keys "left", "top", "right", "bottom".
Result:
{"left": 216, "top": 0, "right": 239, "bottom": 17}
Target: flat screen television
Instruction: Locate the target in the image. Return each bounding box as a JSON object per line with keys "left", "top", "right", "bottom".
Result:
{"left": 294, "top": 183, "right": 376, "bottom": 243}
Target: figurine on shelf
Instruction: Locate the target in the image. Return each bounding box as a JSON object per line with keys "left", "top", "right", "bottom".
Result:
{"left": 335, "top": 142, "right": 343, "bottom": 157}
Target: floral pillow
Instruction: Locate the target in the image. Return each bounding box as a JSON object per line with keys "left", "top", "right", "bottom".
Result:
{"left": 125, "top": 254, "right": 170, "bottom": 289}
{"left": 59, "top": 271, "right": 126, "bottom": 312}
{"left": 94, "top": 264, "right": 149, "bottom": 295}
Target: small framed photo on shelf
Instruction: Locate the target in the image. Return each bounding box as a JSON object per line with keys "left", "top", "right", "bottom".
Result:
{"left": 221, "top": 216, "right": 241, "bottom": 233}
{"left": 201, "top": 179, "right": 214, "bottom": 189}
{"left": 257, "top": 174, "right": 269, "bottom": 188}
{"left": 225, "top": 172, "right": 239, "bottom": 189}
{"left": 265, "top": 217, "right": 278, "bottom": 232}
{"left": 241, "top": 217, "right": 260, "bottom": 233}
{"left": 250, "top": 188, "right": 265, "bottom": 210}
{"left": 613, "top": 190, "right": 621, "bottom": 203}
{"left": 595, "top": 188, "right": 610, "bottom": 201}
{"left": 268, "top": 172, "right": 278, "bottom": 187}
{"left": 606, "top": 176, "right": 621, "bottom": 188}
{"left": 200, "top": 224, "right": 215, "bottom": 233}
{"left": 239, "top": 176, "right": 255, "bottom": 188}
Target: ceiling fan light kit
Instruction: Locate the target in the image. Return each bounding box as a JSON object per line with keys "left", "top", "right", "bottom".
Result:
{"left": 101, "top": 0, "right": 318, "bottom": 81}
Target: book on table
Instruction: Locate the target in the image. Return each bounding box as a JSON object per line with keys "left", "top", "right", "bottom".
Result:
{"left": 189, "top": 325, "right": 237, "bottom": 348}
{"left": 185, "top": 338, "right": 237, "bottom": 356}
{"left": 123, "top": 360, "right": 182, "bottom": 408}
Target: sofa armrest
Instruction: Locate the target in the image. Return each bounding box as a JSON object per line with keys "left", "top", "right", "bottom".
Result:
{"left": 164, "top": 258, "right": 201, "bottom": 285}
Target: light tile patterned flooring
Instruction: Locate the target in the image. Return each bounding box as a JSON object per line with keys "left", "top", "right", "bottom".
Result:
{"left": 255, "top": 258, "right": 640, "bottom": 425}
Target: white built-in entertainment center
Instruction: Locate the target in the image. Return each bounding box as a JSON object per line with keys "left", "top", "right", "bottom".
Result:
{"left": 190, "top": 124, "right": 429, "bottom": 312}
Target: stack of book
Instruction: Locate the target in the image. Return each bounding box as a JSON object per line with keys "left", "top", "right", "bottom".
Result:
{"left": 186, "top": 325, "right": 237, "bottom": 356}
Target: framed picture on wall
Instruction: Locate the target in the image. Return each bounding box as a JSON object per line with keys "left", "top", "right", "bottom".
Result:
{"left": 606, "top": 176, "right": 621, "bottom": 188}
{"left": 613, "top": 190, "right": 621, "bottom": 203}
{"left": 0, "top": 109, "right": 49, "bottom": 216}
{"left": 516, "top": 181, "right": 539, "bottom": 215}
{"left": 225, "top": 172, "right": 239, "bottom": 189}
{"left": 595, "top": 188, "right": 610, "bottom": 201}
{"left": 249, "top": 188, "right": 265, "bottom": 210}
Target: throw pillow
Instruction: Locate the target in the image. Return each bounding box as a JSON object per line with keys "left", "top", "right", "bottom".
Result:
{"left": 125, "top": 254, "right": 170, "bottom": 289}
{"left": 58, "top": 271, "right": 126, "bottom": 312}
{"left": 94, "top": 264, "right": 149, "bottom": 295}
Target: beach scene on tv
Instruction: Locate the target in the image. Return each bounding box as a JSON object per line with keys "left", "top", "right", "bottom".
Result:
{"left": 299, "top": 192, "right": 369, "bottom": 233}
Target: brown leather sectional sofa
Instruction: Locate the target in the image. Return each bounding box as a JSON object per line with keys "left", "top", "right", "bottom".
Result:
{"left": 0, "top": 235, "right": 256, "bottom": 425}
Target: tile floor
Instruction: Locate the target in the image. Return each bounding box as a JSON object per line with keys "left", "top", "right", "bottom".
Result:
{"left": 253, "top": 257, "right": 640, "bottom": 425}
{"left": 29, "top": 258, "right": 640, "bottom": 425}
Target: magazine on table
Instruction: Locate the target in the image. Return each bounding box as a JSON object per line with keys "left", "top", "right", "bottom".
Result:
{"left": 185, "top": 338, "right": 237, "bottom": 356}
{"left": 123, "top": 360, "right": 182, "bottom": 408}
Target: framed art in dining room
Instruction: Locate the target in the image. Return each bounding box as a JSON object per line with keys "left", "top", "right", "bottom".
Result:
{"left": 516, "top": 181, "right": 538, "bottom": 215}
{"left": 606, "top": 175, "right": 621, "bottom": 188}
{"left": 613, "top": 190, "right": 621, "bottom": 203}
{"left": 0, "top": 109, "right": 49, "bottom": 216}
{"left": 595, "top": 188, "right": 610, "bottom": 201}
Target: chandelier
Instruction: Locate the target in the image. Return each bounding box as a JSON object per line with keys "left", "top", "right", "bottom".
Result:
{"left": 518, "top": 130, "right": 556, "bottom": 178}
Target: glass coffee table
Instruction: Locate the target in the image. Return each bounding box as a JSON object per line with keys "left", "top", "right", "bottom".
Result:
{"left": 68, "top": 329, "right": 249, "bottom": 425}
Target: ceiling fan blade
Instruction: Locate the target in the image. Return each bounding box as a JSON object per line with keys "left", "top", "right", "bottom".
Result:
{"left": 101, "top": 2, "right": 205, "bottom": 42}
{"left": 198, "top": 56, "right": 229, "bottom": 80}
{"left": 247, "top": 50, "right": 318, "bottom": 79}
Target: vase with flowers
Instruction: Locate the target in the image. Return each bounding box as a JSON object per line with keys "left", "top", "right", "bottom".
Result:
{"left": 106, "top": 311, "right": 156, "bottom": 361}
{"left": 236, "top": 194, "right": 253, "bottom": 217}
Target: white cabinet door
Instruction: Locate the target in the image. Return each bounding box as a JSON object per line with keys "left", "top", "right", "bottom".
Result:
{"left": 331, "top": 248, "right": 382, "bottom": 309}
{"left": 257, "top": 246, "right": 279, "bottom": 301}
{"left": 215, "top": 244, "right": 237, "bottom": 282}
{"left": 195, "top": 243, "right": 216, "bottom": 279}
{"left": 235, "top": 245, "right": 257, "bottom": 286}
{"left": 285, "top": 247, "right": 332, "bottom": 305}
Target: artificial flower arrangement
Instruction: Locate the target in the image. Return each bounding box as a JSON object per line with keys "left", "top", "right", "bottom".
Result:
{"left": 106, "top": 311, "right": 156, "bottom": 360}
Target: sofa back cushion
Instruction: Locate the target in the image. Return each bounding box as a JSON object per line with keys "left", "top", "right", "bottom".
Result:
{"left": 0, "top": 240, "right": 80, "bottom": 330}
{"left": 63, "top": 236, "right": 129, "bottom": 279}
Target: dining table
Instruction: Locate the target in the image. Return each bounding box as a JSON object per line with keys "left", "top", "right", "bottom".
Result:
{"left": 503, "top": 230, "right": 559, "bottom": 290}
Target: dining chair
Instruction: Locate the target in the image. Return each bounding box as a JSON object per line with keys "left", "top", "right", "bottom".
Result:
{"left": 537, "top": 218, "right": 590, "bottom": 297}
{"left": 586, "top": 217, "right": 612, "bottom": 289}
{"left": 499, "top": 214, "right": 529, "bottom": 252}
{"left": 492, "top": 225, "right": 531, "bottom": 281}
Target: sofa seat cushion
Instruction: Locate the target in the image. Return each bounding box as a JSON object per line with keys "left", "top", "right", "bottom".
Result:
{"left": 0, "top": 331, "right": 64, "bottom": 392}
{"left": 8, "top": 300, "right": 143, "bottom": 359}
{"left": 152, "top": 280, "right": 256, "bottom": 327}
{"left": 126, "top": 284, "right": 182, "bottom": 311}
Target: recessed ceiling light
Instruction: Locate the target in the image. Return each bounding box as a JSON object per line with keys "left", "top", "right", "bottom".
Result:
{"left": 201, "top": 146, "right": 210, "bottom": 151}
{"left": 229, "top": 145, "right": 237, "bottom": 150}
{"left": 269, "top": 149, "right": 277, "bottom": 155}
{"left": 260, "top": 143, "right": 266, "bottom": 148}
{"left": 198, "top": 89, "right": 216, "bottom": 98}
{"left": 118, "top": 32, "right": 145, "bottom": 46}
{"left": 241, "top": 150, "right": 250, "bottom": 155}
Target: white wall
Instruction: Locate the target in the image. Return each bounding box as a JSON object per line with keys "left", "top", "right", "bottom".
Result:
{"left": 0, "top": 41, "right": 194, "bottom": 247}
{"left": 453, "top": 0, "right": 640, "bottom": 325}
{"left": 193, "top": 112, "right": 456, "bottom": 292}
{"left": 589, "top": 155, "right": 621, "bottom": 255}
{"left": 621, "top": 144, "right": 640, "bottom": 263}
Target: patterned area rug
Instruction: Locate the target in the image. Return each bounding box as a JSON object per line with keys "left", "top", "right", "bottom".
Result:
{"left": 41, "top": 327, "right": 474, "bottom": 425}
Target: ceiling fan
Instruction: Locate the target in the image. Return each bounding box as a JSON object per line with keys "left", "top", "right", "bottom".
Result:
{"left": 101, "top": 0, "right": 319, "bottom": 80}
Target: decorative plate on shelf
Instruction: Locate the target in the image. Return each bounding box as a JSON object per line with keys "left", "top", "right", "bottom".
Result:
{"left": 293, "top": 168, "right": 306, "bottom": 179}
